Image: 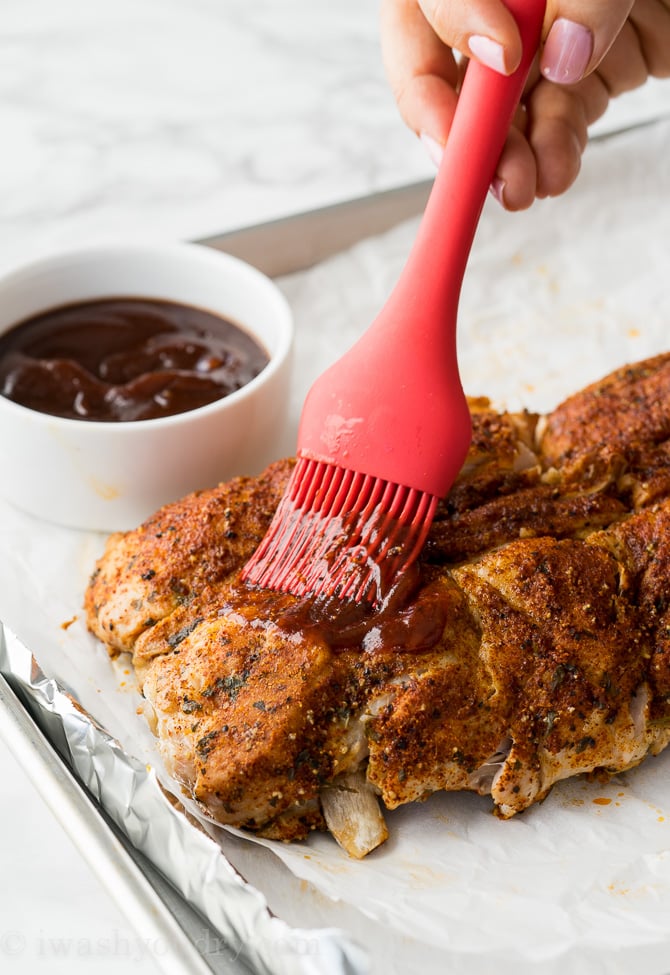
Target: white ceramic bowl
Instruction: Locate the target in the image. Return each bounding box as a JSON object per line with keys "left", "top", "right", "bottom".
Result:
{"left": 0, "top": 242, "right": 293, "bottom": 531}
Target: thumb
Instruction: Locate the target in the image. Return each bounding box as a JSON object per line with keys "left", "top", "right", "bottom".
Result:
{"left": 540, "top": 0, "right": 635, "bottom": 84}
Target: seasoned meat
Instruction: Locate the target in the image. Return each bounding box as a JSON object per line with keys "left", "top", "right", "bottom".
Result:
{"left": 85, "top": 354, "right": 670, "bottom": 857}
{"left": 539, "top": 353, "right": 670, "bottom": 468}
{"left": 86, "top": 459, "right": 292, "bottom": 658}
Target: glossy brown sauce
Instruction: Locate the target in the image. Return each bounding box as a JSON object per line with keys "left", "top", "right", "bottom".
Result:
{"left": 0, "top": 297, "right": 269, "bottom": 421}
{"left": 231, "top": 563, "right": 447, "bottom": 655}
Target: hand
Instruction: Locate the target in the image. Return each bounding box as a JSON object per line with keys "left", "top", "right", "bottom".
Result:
{"left": 380, "top": 0, "right": 670, "bottom": 209}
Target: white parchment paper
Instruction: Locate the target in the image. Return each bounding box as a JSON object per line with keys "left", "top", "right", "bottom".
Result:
{"left": 1, "top": 117, "right": 670, "bottom": 975}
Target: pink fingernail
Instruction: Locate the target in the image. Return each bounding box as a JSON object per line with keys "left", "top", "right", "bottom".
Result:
{"left": 420, "top": 132, "right": 444, "bottom": 168}
{"left": 541, "top": 18, "right": 593, "bottom": 84}
{"left": 468, "top": 34, "right": 507, "bottom": 74}
{"left": 489, "top": 177, "right": 506, "bottom": 207}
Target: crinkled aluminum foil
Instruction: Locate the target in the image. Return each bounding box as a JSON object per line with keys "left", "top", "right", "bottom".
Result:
{"left": 0, "top": 622, "right": 369, "bottom": 975}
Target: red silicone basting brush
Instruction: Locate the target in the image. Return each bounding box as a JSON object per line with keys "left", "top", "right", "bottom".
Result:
{"left": 243, "top": 0, "right": 545, "bottom": 607}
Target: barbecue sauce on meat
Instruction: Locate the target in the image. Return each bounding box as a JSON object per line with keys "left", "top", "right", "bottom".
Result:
{"left": 232, "top": 562, "right": 448, "bottom": 655}
{"left": 0, "top": 297, "right": 269, "bottom": 421}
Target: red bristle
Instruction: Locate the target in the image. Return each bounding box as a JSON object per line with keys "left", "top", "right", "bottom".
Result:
{"left": 296, "top": 471, "right": 366, "bottom": 595}
{"left": 379, "top": 492, "right": 438, "bottom": 587}
{"left": 292, "top": 458, "right": 328, "bottom": 516}
{"left": 242, "top": 459, "right": 438, "bottom": 608}
{"left": 328, "top": 480, "right": 400, "bottom": 601}
{"left": 251, "top": 468, "right": 320, "bottom": 587}
{"left": 331, "top": 485, "right": 432, "bottom": 604}
{"left": 276, "top": 464, "right": 354, "bottom": 595}
{"left": 321, "top": 477, "right": 392, "bottom": 590}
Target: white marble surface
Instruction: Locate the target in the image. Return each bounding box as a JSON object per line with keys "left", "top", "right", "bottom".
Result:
{"left": 0, "top": 2, "right": 669, "bottom": 973}
{"left": 0, "top": 0, "right": 432, "bottom": 276}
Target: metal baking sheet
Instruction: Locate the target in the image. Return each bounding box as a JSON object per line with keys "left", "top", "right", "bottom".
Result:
{"left": 199, "top": 179, "right": 432, "bottom": 277}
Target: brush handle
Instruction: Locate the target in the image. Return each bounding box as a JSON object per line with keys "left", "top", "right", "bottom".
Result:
{"left": 404, "top": 0, "right": 545, "bottom": 311}
{"left": 298, "top": 0, "right": 545, "bottom": 496}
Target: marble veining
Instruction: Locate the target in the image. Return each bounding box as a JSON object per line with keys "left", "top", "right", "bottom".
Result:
{"left": 0, "top": 0, "right": 431, "bottom": 273}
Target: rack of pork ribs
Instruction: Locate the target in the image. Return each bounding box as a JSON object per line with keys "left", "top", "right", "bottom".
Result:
{"left": 86, "top": 353, "right": 670, "bottom": 858}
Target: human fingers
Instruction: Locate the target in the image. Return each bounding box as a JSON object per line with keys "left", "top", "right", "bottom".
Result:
{"left": 381, "top": 0, "right": 669, "bottom": 210}
{"left": 379, "top": 0, "right": 461, "bottom": 152}
{"left": 490, "top": 121, "right": 538, "bottom": 211}
{"left": 516, "top": 0, "right": 670, "bottom": 204}
{"left": 627, "top": 0, "right": 670, "bottom": 79}
{"left": 493, "top": 66, "right": 610, "bottom": 208}
{"left": 381, "top": 0, "right": 551, "bottom": 194}
{"left": 379, "top": 0, "right": 532, "bottom": 154}
{"left": 415, "top": 0, "right": 524, "bottom": 73}
{"left": 526, "top": 0, "right": 670, "bottom": 199}
{"left": 525, "top": 73, "right": 607, "bottom": 199}
{"left": 591, "top": 19, "right": 651, "bottom": 97}
{"left": 540, "top": 0, "right": 635, "bottom": 84}
{"left": 489, "top": 86, "right": 585, "bottom": 209}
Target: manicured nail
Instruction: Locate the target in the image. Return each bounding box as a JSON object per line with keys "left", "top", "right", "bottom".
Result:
{"left": 420, "top": 132, "right": 444, "bottom": 168}
{"left": 489, "top": 177, "right": 506, "bottom": 207}
{"left": 541, "top": 18, "right": 593, "bottom": 84}
{"left": 468, "top": 34, "right": 507, "bottom": 74}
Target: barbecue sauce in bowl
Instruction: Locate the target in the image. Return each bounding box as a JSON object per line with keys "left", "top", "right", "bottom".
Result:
{"left": 0, "top": 297, "right": 270, "bottom": 422}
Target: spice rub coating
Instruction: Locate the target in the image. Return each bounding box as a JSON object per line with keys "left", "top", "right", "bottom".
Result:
{"left": 85, "top": 354, "right": 670, "bottom": 853}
